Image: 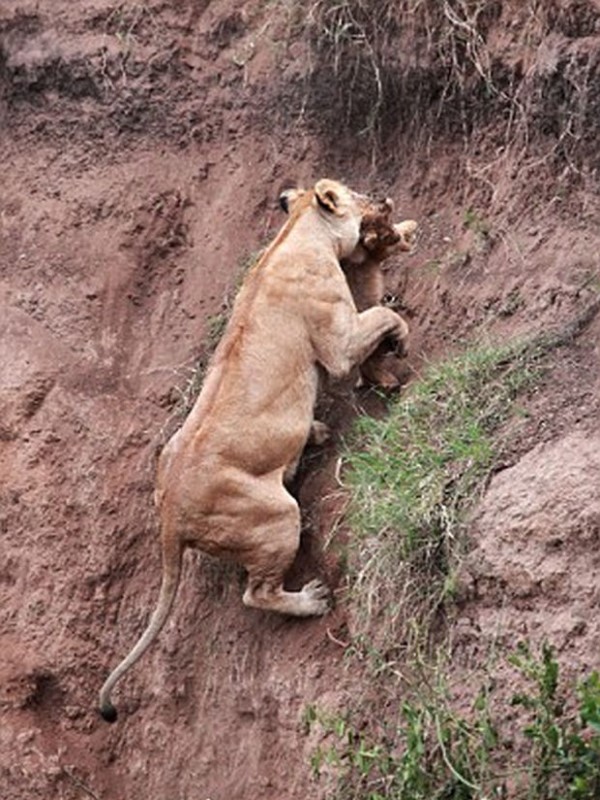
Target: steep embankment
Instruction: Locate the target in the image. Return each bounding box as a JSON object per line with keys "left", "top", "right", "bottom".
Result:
{"left": 1, "top": 1, "right": 599, "bottom": 798}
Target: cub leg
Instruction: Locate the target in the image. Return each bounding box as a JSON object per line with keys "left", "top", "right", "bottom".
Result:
{"left": 308, "top": 419, "right": 331, "bottom": 445}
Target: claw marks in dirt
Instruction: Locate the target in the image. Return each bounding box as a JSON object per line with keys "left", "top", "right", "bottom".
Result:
{"left": 122, "top": 190, "right": 191, "bottom": 301}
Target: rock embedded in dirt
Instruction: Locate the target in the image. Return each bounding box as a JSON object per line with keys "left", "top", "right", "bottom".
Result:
{"left": 460, "top": 431, "right": 600, "bottom": 664}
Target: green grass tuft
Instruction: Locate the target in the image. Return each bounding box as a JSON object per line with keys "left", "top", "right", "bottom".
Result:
{"left": 343, "top": 337, "right": 547, "bottom": 651}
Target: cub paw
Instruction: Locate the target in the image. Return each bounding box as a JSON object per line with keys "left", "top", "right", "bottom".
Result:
{"left": 309, "top": 421, "right": 331, "bottom": 446}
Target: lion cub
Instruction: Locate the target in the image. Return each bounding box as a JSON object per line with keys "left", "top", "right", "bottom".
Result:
{"left": 344, "top": 201, "right": 417, "bottom": 388}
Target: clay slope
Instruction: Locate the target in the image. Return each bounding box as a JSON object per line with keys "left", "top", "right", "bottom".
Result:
{"left": 1, "top": 1, "right": 599, "bottom": 798}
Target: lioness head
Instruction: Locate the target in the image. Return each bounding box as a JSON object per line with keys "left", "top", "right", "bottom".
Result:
{"left": 278, "top": 179, "right": 376, "bottom": 260}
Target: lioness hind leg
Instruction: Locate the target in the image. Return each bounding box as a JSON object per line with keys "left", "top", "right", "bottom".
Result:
{"left": 243, "top": 578, "right": 330, "bottom": 617}
{"left": 241, "top": 500, "right": 331, "bottom": 617}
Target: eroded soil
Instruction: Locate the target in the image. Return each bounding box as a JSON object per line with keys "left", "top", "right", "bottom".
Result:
{"left": 1, "top": 1, "right": 599, "bottom": 798}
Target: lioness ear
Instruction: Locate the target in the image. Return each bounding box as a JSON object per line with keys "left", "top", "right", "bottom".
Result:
{"left": 279, "top": 187, "right": 304, "bottom": 214}
{"left": 279, "top": 192, "right": 290, "bottom": 213}
{"left": 314, "top": 179, "right": 341, "bottom": 214}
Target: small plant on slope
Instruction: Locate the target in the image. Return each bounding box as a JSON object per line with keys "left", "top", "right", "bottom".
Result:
{"left": 509, "top": 643, "right": 600, "bottom": 800}
{"left": 306, "top": 645, "right": 600, "bottom": 799}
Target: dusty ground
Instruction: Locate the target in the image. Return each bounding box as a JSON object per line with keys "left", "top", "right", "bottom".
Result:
{"left": 1, "top": 0, "right": 599, "bottom": 798}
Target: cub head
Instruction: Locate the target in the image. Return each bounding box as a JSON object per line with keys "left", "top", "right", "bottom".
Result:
{"left": 351, "top": 199, "right": 418, "bottom": 265}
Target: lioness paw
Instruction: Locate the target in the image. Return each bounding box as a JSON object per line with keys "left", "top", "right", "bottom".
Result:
{"left": 392, "top": 315, "right": 410, "bottom": 345}
{"left": 302, "top": 578, "right": 330, "bottom": 597}
{"left": 301, "top": 578, "right": 331, "bottom": 615}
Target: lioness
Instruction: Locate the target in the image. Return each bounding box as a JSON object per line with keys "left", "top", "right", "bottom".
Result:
{"left": 280, "top": 189, "right": 417, "bottom": 387}
{"left": 99, "top": 179, "right": 409, "bottom": 722}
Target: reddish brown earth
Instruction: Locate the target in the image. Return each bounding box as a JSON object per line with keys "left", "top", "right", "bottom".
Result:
{"left": 1, "top": 1, "right": 599, "bottom": 798}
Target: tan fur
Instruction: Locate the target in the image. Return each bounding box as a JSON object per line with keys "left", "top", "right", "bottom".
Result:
{"left": 99, "top": 179, "right": 409, "bottom": 721}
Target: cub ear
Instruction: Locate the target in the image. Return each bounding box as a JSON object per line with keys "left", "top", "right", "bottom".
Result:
{"left": 362, "top": 231, "right": 379, "bottom": 249}
{"left": 314, "top": 179, "right": 341, "bottom": 214}
{"left": 394, "top": 219, "right": 418, "bottom": 251}
{"left": 361, "top": 225, "right": 400, "bottom": 253}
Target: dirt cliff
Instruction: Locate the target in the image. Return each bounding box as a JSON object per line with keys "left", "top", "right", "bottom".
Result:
{"left": 1, "top": 1, "right": 599, "bottom": 798}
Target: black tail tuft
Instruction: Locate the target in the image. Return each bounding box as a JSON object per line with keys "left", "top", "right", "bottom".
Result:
{"left": 100, "top": 703, "right": 118, "bottom": 723}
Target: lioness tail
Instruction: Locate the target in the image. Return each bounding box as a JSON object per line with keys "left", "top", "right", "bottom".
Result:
{"left": 98, "top": 536, "right": 182, "bottom": 722}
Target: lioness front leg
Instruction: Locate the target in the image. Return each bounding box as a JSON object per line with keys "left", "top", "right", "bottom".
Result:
{"left": 316, "top": 305, "right": 409, "bottom": 379}
{"left": 351, "top": 306, "right": 409, "bottom": 368}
